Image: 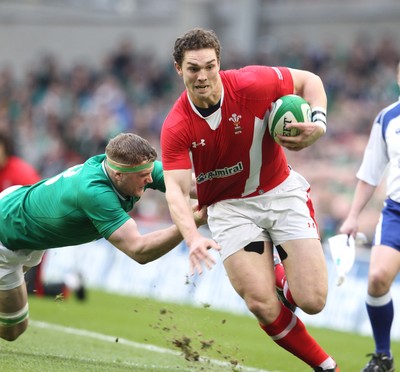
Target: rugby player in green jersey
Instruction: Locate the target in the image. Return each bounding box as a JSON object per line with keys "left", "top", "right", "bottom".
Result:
{"left": 0, "top": 132, "right": 211, "bottom": 341}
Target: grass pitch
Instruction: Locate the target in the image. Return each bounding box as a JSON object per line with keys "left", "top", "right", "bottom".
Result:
{"left": 1, "top": 290, "right": 398, "bottom": 371}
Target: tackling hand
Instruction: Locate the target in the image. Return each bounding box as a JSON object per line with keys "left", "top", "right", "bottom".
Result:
{"left": 188, "top": 235, "right": 221, "bottom": 276}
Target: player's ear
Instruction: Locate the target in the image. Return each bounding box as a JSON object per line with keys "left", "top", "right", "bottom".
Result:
{"left": 174, "top": 61, "right": 183, "bottom": 76}
{"left": 114, "top": 172, "right": 124, "bottom": 182}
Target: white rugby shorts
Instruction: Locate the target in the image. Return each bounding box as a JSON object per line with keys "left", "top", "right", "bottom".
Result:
{"left": 0, "top": 244, "right": 45, "bottom": 290}
{"left": 207, "top": 170, "right": 320, "bottom": 261}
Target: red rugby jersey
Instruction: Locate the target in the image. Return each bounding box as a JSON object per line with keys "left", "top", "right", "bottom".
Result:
{"left": 161, "top": 66, "right": 294, "bottom": 207}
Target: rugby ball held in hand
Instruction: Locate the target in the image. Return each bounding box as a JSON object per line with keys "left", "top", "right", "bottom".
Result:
{"left": 268, "top": 94, "right": 311, "bottom": 144}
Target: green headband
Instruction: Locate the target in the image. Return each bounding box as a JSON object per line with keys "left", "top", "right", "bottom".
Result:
{"left": 106, "top": 158, "right": 154, "bottom": 173}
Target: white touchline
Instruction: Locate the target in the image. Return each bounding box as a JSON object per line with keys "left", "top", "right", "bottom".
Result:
{"left": 30, "top": 320, "right": 274, "bottom": 372}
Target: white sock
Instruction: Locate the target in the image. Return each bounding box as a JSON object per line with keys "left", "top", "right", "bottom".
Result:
{"left": 319, "top": 356, "right": 336, "bottom": 369}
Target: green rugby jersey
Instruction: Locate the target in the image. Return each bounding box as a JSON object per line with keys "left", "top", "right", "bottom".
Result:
{"left": 0, "top": 155, "right": 166, "bottom": 251}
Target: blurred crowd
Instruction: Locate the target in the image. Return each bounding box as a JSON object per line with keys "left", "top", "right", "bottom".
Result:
{"left": 0, "top": 34, "right": 398, "bottom": 242}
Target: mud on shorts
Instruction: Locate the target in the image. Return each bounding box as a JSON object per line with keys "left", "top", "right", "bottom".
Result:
{"left": 207, "top": 170, "right": 320, "bottom": 261}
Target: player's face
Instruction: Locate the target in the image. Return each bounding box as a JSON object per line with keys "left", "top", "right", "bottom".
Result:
{"left": 118, "top": 165, "right": 154, "bottom": 198}
{"left": 176, "top": 48, "right": 221, "bottom": 108}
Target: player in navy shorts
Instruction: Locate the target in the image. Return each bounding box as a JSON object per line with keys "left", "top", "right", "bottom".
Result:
{"left": 340, "top": 61, "right": 400, "bottom": 372}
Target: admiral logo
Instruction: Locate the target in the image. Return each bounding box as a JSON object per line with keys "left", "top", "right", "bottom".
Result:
{"left": 197, "top": 161, "right": 243, "bottom": 184}
{"left": 192, "top": 139, "right": 206, "bottom": 148}
{"left": 229, "top": 113, "right": 242, "bottom": 134}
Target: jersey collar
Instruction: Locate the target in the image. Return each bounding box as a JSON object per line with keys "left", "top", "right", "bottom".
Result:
{"left": 188, "top": 83, "right": 225, "bottom": 119}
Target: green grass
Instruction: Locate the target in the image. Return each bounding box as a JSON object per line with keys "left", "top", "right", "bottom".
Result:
{"left": 1, "top": 290, "right": 399, "bottom": 371}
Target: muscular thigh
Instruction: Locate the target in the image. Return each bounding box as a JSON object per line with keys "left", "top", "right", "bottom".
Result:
{"left": 281, "top": 238, "right": 328, "bottom": 301}
{"left": 223, "top": 242, "right": 275, "bottom": 300}
{"left": 0, "top": 246, "right": 42, "bottom": 314}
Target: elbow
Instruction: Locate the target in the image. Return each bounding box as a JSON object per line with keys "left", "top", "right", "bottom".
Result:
{"left": 131, "top": 252, "right": 151, "bottom": 265}
{"left": 130, "top": 248, "right": 157, "bottom": 265}
{"left": 135, "top": 257, "right": 151, "bottom": 265}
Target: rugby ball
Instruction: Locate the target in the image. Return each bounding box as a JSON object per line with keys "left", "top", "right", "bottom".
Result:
{"left": 268, "top": 95, "right": 311, "bottom": 144}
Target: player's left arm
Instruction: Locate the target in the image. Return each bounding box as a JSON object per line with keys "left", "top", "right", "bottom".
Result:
{"left": 108, "top": 205, "right": 208, "bottom": 264}
{"left": 280, "top": 68, "right": 328, "bottom": 151}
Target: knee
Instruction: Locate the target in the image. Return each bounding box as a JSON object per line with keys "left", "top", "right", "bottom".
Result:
{"left": 246, "top": 296, "right": 280, "bottom": 323}
{"left": 299, "top": 298, "right": 326, "bottom": 315}
{"left": 295, "top": 290, "right": 327, "bottom": 315}
{"left": 0, "top": 332, "right": 20, "bottom": 342}
{"left": 0, "top": 321, "right": 28, "bottom": 341}
{"left": 368, "top": 268, "right": 391, "bottom": 294}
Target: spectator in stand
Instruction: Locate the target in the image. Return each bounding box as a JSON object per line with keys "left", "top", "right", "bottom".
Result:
{"left": 0, "top": 131, "right": 41, "bottom": 191}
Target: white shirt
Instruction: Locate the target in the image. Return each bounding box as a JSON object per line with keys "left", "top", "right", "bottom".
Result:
{"left": 357, "top": 98, "right": 400, "bottom": 202}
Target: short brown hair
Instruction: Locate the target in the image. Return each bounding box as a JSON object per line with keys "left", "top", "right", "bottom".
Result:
{"left": 173, "top": 28, "right": 221, "bottom": 67}
{"left": 105, "top": 133, "right": 157, "bottom": 165}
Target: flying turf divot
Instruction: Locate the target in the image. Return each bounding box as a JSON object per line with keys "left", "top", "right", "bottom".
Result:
{"left": 30, "top": 320, "right": 273, "bottom": 372}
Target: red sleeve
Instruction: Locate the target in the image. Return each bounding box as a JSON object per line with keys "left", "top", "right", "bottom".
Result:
{"left": 161, "top": 94, "right": 193, "bottom": 171}
{"left": 226, "top": 66, "right": 294, "bottom": 103}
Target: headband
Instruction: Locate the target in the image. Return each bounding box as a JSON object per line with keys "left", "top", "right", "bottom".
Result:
{"left": 106, "top": 156, "right": 154, "bottom": 173}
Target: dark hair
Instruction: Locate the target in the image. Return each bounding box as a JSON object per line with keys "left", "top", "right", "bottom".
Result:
{"left": 105, "top": 133, "right": 157, "bottom": 165}
{"left": 173, "top": 28, "right": 221, "bottom": 67}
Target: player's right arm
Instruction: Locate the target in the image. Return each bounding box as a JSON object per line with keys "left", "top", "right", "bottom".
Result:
{"left": 339, "top": 179, "right": 376, "bottom": 237}
{"left": 341, "top": 115, "right": 388, "bottom": 237}
{"left": 164, "top": 169, "right": 220, "bottom": 275}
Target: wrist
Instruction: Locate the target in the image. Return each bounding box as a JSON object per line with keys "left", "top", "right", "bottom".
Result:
{"left": 311, "top": 107, "right": 327, "bottom": 134}
{"left": 186, "top": 230, "right": 202, "bottom": 246}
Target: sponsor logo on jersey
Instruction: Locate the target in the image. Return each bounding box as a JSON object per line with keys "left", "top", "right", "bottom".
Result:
{"left": 192, "top": 139, "right": 206, "bottom": 148}
{"left": 196, "top": 161, "right": 243, "bottom": 184}
{"left": 229, "top": 113, "right": 242, "bottom": 134}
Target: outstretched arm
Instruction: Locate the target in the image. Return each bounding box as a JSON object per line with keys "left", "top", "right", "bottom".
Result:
{"left": 108, "top": 205, "right": 207, "bottom": 264}
{"left": 164, "top": 169, "right": 220, "bottom": 275}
